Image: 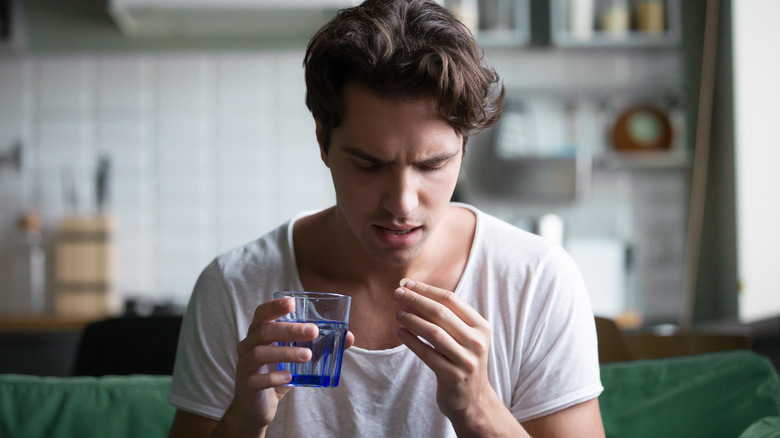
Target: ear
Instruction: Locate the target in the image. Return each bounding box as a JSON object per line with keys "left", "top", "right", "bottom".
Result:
{"left": 315, "top": 119, "right": 329, "bottom": 167}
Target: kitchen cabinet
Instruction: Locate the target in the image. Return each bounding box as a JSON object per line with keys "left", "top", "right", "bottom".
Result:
{"left": 443, "top": 0, "right": 531, "bottom": 46}
{"left": 458, "top": 0, "right": 706, "bottom": 326}
{"left": 550, "top": 0, "right": 681, "bottom": 47}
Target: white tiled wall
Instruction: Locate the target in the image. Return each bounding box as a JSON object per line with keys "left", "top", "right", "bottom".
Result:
{"left": 1, "top": 48, "right": 686, "bottom": 322}
{"left": 0, "top": 52, "right": 334, "bottom": 312}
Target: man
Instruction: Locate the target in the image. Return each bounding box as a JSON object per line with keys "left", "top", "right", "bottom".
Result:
{"left": 167, "top": 0, "right": 604, "bottom": 436}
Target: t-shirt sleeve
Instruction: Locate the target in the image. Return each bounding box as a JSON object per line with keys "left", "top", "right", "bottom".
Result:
{"left": 510, "top": 245, "right": 604, "bottom": 422}
{"left": 167, "top": 260, "right": 240, "bottom": 421}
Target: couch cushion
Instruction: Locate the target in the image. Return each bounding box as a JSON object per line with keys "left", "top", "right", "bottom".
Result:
{"left": 600, "top": 351, "right": 780, "bottom": 438}
{"left": 0, "top": 374, "right": 174, "bottom": 438}
{"left": 739, "top": 416, "right": 780, "bottom": 438}
{"left": 2, "top": 351, "right": 778, "bottom": 437}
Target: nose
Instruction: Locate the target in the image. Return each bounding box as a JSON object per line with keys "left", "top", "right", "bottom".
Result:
{"left": 382, "top": 167, "right": 419, "bottom": 218}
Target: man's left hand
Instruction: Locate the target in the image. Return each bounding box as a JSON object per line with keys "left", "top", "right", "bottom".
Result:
{"left": 393, "top": 278, "right": 501, "bottom": 430}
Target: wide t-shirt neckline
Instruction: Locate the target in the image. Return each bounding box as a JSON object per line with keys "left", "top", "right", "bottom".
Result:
{"left": 284, "top": 202, "right": 482, "bottom": 354}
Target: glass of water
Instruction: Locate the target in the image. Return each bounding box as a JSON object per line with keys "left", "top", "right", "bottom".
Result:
{"left": 273, "top": 291, "right": 351, "bottom": 387}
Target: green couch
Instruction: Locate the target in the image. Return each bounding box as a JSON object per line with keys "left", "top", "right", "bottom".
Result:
{"left": 1, "top": 351, "right": 778, "bottom": 438}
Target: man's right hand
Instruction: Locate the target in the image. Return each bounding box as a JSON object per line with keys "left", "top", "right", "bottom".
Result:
{"left": 169, "top": 297, "right": 354, "bottom": 438}
{"left": 223, "top": 297, "right": 319, "bottom": 435}
{"left": 170, "top": 297, "right": 319, "bottom": 438}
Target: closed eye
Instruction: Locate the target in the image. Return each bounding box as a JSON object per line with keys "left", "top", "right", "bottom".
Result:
{"left": 419, "top": 156, "right": 455, "bottom": 172}
{"left": 420, "top": 163, "right": 446, "bottom": 172}
{"left": 353, "top": 157, "right": 386, "bottom": 172}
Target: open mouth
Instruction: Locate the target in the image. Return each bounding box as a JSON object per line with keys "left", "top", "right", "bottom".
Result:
{"left": 383, "top": 227, "right": 418, "bottom": 235}
{"left": 374, "top": 224, "right": 423, "bottom": 247}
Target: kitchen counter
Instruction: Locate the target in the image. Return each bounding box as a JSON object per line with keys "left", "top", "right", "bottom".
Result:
{"left": 0, "top": 315, "right": 95, "bottom": 332}
{"left": 0, "top": 315, "right": 95, "bottom": 376}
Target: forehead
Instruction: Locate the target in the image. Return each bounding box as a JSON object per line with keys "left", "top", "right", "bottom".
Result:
{"left": 334, "top": 83, "right": 461, "bottom": 154}
{"left": 340, "top": 82, "right": 438, "bottom": 119}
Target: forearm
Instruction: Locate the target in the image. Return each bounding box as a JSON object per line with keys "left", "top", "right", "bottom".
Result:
{"left": 209, "top": 423, "right": 266, "bottom": 438}
{"left": 208, "top": 404, "right": 268, "bottom": 438}
{"left": 448, "top": 391, "right": 530, "bottom": 438}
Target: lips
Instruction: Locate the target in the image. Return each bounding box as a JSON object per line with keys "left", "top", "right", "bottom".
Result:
{"left": 373, "top": 224, "right": 422, "bottom": 247}
{"left": 383, "top": 227, "right": 416, "bottom": 235}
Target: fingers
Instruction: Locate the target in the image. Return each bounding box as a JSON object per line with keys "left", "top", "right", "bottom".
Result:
{"left": 396, "top": 325, "right": 461, "bottom": 373}
{"left": 246, "top": 368, "right": 295, "bottom": 390}
{"left": 396, "top": 308, "right": 464, "bottom": 363}
{"left": 394, "top": 278, "right": 490, "bottom": 370}
{"left": 237, "top": 344, "right": 311, "bottom": 389}
{"left": 398, "top": 278, "right": 485, "bottom": 328}
{"left": 245, "top": 298, "right": 299, "bottom": 337}
{"left": 237, "top": 344, "right": 311, "bottom": 375}
{"left": 394, "top": 279, "right": 489, "bottom": 344}
{"left": 239, "top": 328, "right": 356, "bottom": 390}
{"left": 239, "top": 299, "right": 319, "bottom": 356}
{"left": 236, "top": 298, "right": 322, "bottom": 391}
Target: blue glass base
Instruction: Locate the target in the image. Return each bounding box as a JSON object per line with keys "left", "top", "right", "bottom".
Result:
{"left": 288, "top": 375, "right": 332, "bottom": 387}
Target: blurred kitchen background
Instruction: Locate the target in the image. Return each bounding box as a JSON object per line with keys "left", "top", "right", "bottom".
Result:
{"left": 0, "top": 0, "right": 778, "bottom": 356}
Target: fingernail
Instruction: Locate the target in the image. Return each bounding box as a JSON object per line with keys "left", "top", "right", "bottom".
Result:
{"left": 303, "top": 324, "right": 318, "bottom": 338}
{"left": 280, "top": 297, "right": 294, "bottom": 310}
{"left": 400, "top": 278, "right": 415, "bottom": 288}
{"left": 394, "top": 287, "right": 405, "bottom": 298}
{"left": 396, "top": 310, "right": 407, "bottom": 320}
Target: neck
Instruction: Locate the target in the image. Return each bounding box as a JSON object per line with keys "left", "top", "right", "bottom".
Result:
{"left": 294, "top": 204, "right": 473, "bottom": 302}
{"left": 328, "top": 209, "right": 433, "bottom": 292}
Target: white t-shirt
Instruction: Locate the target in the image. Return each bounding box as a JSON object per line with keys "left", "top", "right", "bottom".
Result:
{"left": 168, "top": 203, "right": 603, "bottom": 436}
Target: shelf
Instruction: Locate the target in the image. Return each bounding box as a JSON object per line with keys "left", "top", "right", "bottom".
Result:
{"left": 552, "top": 31, "right": 680, "bottom": 48}
{"left": 550, "top": 0, "right": 681, "bottom": 48}
{"left": 595, "top": 149, "right": 692, "bottom": 170}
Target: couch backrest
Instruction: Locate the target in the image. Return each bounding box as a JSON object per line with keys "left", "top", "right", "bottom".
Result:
{"left": 2, "top": 351, "right": 778, "bottom": 438}
{"left": 0, "top": 374, "right": 174, "bottom": 438}
{"left": 599, "top": 350, "right": 780, "bottom": 438}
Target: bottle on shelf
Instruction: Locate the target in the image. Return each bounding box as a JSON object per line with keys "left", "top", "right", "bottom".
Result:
{"left": 600, "top": 0, "right": 630, "bottom": 38}
{"left": 637, "top": 0, "right": 666, "bottom": 34}
{"left": 568, "top": 0, "right": 596, "bottom": 41}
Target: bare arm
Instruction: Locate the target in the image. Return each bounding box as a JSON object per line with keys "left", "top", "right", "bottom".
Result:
{"left": 522, "top": 398, "right": 604, "bottom": 437}
{"left": 169, "top": 410, "right": 218, "bottom": 438}
{"left": 168, "top": 405, "right": 281, "bottom": 438}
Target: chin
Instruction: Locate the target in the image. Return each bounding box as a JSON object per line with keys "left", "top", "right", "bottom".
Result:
{"left": 368, "top": 245, "right": 424, "bottom": 266}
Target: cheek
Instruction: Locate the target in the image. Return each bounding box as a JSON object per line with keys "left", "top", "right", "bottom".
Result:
{"left": 331, "top": 170, "right": 375, "bottom": 206}
{"left": 430, "top": 167, "right": 461, "bottom": 199}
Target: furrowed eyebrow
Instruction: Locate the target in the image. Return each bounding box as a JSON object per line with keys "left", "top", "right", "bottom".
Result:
{"left": 342, "top": 147, "right": 391, "bottom": 165}
{"left": 419, "top": 150, "right": 460, "bottom": 166}
{"left": 342, "top": 146, "right": 459, "bottom": 166}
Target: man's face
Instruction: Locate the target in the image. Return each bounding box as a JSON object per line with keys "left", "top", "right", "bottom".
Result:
{"left": 318, "top": 83, "right": 463, "bottom": 266}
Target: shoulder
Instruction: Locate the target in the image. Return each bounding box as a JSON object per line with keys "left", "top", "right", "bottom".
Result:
{"left": 464, "top": 204, "right": 567, "bottom": 268}
{"left": 191, "top": 220, "right": 296, "bottom": 300}
{"left": 459, "top": 205, "right": 585, "bottom": 305}
{"left": 214, "top": 221, "right": 291, "bottom": 272}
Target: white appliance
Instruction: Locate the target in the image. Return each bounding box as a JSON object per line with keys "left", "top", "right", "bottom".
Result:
{"left": 107, "top": 0, "right": 360, "bottom": 38}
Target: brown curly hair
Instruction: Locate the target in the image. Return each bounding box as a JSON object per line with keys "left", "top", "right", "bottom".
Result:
{"left": 304, "top": 0, "right": 504, "bottom": 153}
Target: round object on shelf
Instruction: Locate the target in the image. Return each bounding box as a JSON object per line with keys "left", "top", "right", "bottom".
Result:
{"left": 611, "top": 105, "right": 673, "bottom": 151}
